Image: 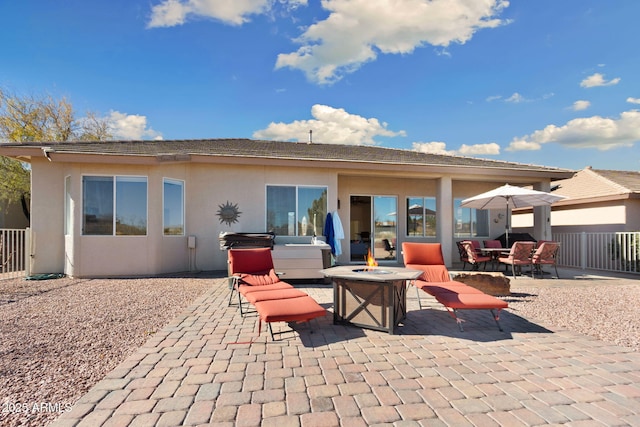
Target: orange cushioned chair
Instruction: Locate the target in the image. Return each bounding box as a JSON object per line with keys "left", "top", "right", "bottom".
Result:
{"left": 228, "top": 248, "right": 295, "bottom": 315}
{"left": 460, "top": 241, "right": 492, "bottom": 271}
{"left": 228, "top": 248, "right": 326, "bottom": 339}
{"left": 498, "top": 241, "right": 535, "bottom": 278}
{"left": 531, "top": 241, "right": 560, "bottom": 279}
{"left": 402, "top": 242, "right": 508, "bottom": 332}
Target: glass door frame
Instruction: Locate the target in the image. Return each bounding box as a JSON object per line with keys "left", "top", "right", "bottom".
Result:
{"left": 349, "top": 194, "right": 397, "bottom": 262}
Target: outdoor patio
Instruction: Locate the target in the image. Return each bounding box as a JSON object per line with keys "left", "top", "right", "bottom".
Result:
{"left": 46, "top": 267, "right": 640, "bottom": 426}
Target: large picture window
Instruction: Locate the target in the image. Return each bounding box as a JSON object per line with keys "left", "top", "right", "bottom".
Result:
{"left": 83, "top": 176, "right": 147, "bottom": 236}
{"left": 454, "top": 198, "right": 489, "bottom": 238}
{"left": 406, "top": 197, "right": 436, "bottom": 237}
{"left": 163, "top": 178, "right": 184, "bottom": 235}
{"left": 267, "top": 185, "right": 327, "bottom": 236}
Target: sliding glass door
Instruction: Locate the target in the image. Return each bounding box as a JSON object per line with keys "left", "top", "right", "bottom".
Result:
{"left": 350, "top": 195, "right": 397, "bottom": 262}
{"left": 373, "top": 196, "right": 397, "bottom": 261}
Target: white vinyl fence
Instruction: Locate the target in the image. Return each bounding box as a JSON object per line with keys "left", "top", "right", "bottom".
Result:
{"left": 553, "top": 231, "right": 640, "bottom": 274}
{"left": 1, "top": 228, "right": 27, "bottom": 279}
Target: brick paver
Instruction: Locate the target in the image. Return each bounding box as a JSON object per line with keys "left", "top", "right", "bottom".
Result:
{"left": 51, "top": 270, "right": 640, "bottom": 426}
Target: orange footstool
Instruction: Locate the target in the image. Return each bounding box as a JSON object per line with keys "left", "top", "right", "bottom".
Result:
{"left": 254, "top": 296, "right": 326, "bottom": 339}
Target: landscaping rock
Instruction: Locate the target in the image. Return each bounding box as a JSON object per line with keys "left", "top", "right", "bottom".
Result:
{"left": 451, "top": 272, "right": 511, "bottom": 296}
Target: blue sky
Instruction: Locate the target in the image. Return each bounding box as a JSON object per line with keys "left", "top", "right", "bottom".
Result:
{"left": 1, "top": 0, "right": 639, "bottom": 171}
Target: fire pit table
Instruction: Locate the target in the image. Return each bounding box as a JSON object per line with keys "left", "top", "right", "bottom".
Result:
{"left": 320, "top": 265, "right": 422, "bottom": 334}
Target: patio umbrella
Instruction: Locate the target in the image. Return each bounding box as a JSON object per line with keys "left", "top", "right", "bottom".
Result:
{"left": 460, "top": 184, "right": 566, "bottom": 246}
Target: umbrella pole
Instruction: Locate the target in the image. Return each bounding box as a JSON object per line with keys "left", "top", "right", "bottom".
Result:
{"left": 505, "top": 199, "right": 510, "bottom": 247}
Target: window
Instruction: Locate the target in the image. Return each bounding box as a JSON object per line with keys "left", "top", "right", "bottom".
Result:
{"left": 454, "top": 198, "right": 489, "bottom": 238}
{"left": 406, "top": 197, "right": 436, "bottom": 237}
{"left": 163, "top": 178, "right": 184, "bottom": 235}
{"left": 82, "top": 176, "right": 147, "bottom": 236}
{"left": 267, "top": 185, "right": 327, "bottom": 236}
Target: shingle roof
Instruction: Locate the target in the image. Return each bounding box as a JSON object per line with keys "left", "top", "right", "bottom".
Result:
{"left": 553, "top": 167, "right": 640, "bottom": 200}
{"left": 593, "top": 169, "right": 640, "bottom": 193}
{"left": 1, "top": 138, "right": 572, "bottom": 173}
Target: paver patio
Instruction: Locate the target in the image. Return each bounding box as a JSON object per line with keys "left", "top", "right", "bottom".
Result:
{"left": 52, "top": 271, "right": 640, "bottom": 426}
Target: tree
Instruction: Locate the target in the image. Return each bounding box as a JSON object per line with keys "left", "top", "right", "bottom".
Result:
{"left": 0, "top": 88, "right": 113, "bottom": 222}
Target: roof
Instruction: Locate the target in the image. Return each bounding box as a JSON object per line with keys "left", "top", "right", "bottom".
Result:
{"left": 552, "top": 167, "right": 640, "bottom": 202}
{"left": 0, "top": 138, "right": 573, "bottom": 176}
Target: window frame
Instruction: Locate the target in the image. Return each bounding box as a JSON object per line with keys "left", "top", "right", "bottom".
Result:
{"left": 453, "top": 198, "right": 489, "bottom": 238}
{"left": 405, "top": 196, "right": 437, "bottom": 237}
{"left": 163, "top": 178, "right": 185, "bottom": 236}
{"left": 266, "top": 184, "right": 328, "bottom": 237}
{"left": 82, "top": 174, "right": 148, "bottom": 236}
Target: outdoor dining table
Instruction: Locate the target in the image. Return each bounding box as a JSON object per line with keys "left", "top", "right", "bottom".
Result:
{"left": 478, "top": 248, "right": 510, "bottom": 270}
{"left": 320, "top": 265, "right": 422, "bottom": 334}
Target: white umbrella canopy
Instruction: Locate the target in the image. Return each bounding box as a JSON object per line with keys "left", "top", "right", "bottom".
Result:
{"left": 460, "top": 184, "right": 566, "bottom": 245}
{"left": 460, "top": 184, "right": 566, "bottom": 210}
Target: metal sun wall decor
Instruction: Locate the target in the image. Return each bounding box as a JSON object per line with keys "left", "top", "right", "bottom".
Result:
{"left": 217, "top": 201, "right": 242, "bottom": 226}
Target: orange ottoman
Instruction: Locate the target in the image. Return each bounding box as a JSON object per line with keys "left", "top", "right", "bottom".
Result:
{"left": 254, "top": 295, "right": 326, "bottom": 339}
{"left": 244, "top": 288, "right": 308, "bottom": 304}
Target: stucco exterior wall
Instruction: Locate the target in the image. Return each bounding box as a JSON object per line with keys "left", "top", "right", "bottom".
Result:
{"left": 513, "top": 199, "right": 639, "bottom": 233}
{"left": 31, "top": 160, "right": 339, "bottom": 277}
{"left": 27, "top": 153, "right": 557, "bottom": 277}
{"left": 30, "top": 158, "right": 66, "bottom": 274}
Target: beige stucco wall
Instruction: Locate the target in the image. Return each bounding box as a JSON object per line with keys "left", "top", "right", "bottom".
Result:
{"left": 30, "top": 159, "right": 339, "bottom": 277}
{"left": 513, "top": 199, "right": 640, "bottom": 233}
{"left": 336, "top": 177, "right": 512, "bottom": 266}
{"left": 30, "top": 158, "right": 66, "bottom": 274}
{"left": 28, "top": 155, "right": 556, "bottom": 277}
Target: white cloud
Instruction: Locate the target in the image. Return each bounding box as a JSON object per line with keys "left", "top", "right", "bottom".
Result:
{"left": 412, "top": 141, "right": 500, "bottom": 156}
{"left": 627, "top": 97, "right": 640, "bottom": 105}
{"left": 253, "top": 104, "right": 406, "bottom": 145}
{"left": 486, "top": 95, "right": 502, "bottom": 102}
{"left": 572, "top": 100, "right": 591, "bottom": 111}
{"left": 457, "top": 142, "right": 500, "bottom": 155}
{"left": 275, "top": 0, "right": 510, "bottom": 84}
{"left": 412, "top": 141, "right": 453, "bottom": 155}
{"left": 108, "top": 111, "right": 163, "bottom": 140}
{"left": 507, "top": 110, "right": 640, "bottom": 152}
{"left": 580, "top": 72, "right": 621, "bottom": 88}
{"left": 505, "top": 92, "right": 526, "bottom": 103}
{"left": 147, "top": 0, "right": 306, "bottom": 28}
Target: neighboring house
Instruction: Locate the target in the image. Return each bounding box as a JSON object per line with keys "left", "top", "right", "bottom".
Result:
{"left": 513, "top": 167, "right": 640, "bottom": 233}
{"left": 0, "top": 139, "right": 572, "bottom": 278}
{"left": 0, "top": 200, "right": 29, "bottom": 229}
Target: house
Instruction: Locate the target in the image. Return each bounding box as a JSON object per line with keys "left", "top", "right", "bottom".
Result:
{"left": 0, "top": 200, "right": 29, "bottom": 229}
{"left": 512, "top": 167, "right": 640, "bottom": 233}
{"left": 0, "top": 139, "right": 573, "bottom": 278}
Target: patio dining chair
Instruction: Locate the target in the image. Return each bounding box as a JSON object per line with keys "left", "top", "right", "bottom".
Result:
{"left": 482, "top": 239, "right": 504, "bottom": 269}
{"left": 531, "top": 241, "right": 560, "bottom": 278}
{"left": 498, "top": 241, "right": 536, "bottom": 278}
{"left": 460, "top": 240, "right": 492, "bottom": 271}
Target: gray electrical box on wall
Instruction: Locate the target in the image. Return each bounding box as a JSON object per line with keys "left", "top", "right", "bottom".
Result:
{"left": 188, "top": 235, "right": 196, "bottom": 249}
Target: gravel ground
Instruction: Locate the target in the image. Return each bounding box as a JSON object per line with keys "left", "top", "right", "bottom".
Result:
{"left": 0, "top": 275, "right": 211, "bottom": 427}
{"left": 506, "top": 281, "right": 640, "bottom": 352}
{"left": 0, "top": 273, "right": 638, "bottom": 427}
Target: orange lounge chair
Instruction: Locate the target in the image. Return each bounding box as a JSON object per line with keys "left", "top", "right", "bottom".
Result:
{"left": 227, "top": 247, "right": 326, "bottom": 339}
{"left": 228, "top": 247, "right": 295, "bottom": 315}
{"left": 402, "top": 242, "right": 508, "bottom": 331}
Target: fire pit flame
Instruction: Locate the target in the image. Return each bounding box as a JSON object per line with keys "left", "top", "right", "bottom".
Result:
{"left": 354, "top": 249, "right": 391, "bottom": 274}
{"left": 365, "top": 248, "right": 378, "bottom": 267}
